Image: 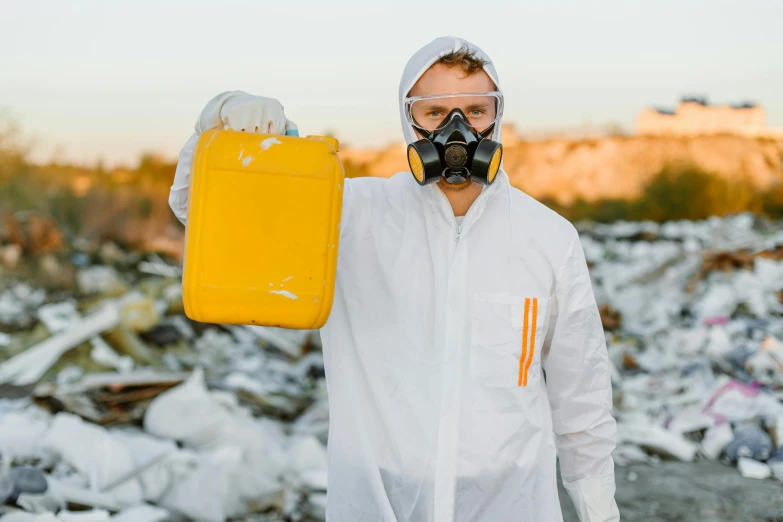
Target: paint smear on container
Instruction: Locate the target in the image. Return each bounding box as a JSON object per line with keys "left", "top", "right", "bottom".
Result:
{"left": 269, "top": 290, "right": 298, "bottom": 300}
{"left": 261, "top": 137, "right": 282, "bottom": 151}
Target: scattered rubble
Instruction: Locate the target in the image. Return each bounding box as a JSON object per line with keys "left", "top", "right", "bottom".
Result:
{"left": 582, "top": 212, "right": 783, "bottom": 498}
{"left": 0, "top": 217, "right": 326, "bottom": 521}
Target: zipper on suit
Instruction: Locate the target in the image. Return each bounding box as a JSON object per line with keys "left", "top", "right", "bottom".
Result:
{"left": 430, "top": 186, "right": 466, "bottom": 522}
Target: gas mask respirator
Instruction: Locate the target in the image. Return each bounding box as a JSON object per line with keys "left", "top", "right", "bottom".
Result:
{"left": 404, "top": 92, "right": 504, "bottom": 186}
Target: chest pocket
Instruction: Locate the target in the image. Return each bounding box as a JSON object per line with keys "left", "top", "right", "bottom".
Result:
{"left": 469, "top": 293, "right": 550, "bottom": 388}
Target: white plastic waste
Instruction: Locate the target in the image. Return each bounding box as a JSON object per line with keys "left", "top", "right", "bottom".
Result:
{"left": 754, "top": 257, "right": 783, "bottom": 292}
{"left": 0, "top": 303, "right": 121, "bottom": 386}
{"left": 144, "top": 369, "right": 288, "bottom": 518}
{"left": 695, "top": 284, "right": 738, "bottom": 320}
{"left": 737, "top": 457, "right": 772, "bottom": 480}
{"left": 705, "top": 325, "right": 733, "bottom": 358}
{"left": 76, "top": 266, "right": 126, "bottom": 296}
{"left": 107, "top": 428, "right": 179, "bottom": 502}
{"left": 617, "top": 418, "right": 698, "bottom": 462}
{"left": 703, "top": 377, "right": 783, "bottom": 423}
{"left": 0, "top": 284, "right": 46, "bottom": 326}
{"left": 286, "top": 435, "right": 328, "bottom": 491}
{"left": 700, "top": 423, "right": 734, "bottom": 460}
{"left": 0, "top": 406, "right": 53, "bottom": 463}
{"left": 155, "top": 447, "right": 244, "bottom": 522}
{"left": 41, "top": 413, "right": 144, "bottom": 506}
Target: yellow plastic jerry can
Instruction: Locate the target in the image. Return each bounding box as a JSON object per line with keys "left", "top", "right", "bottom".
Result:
{"left": 182, "top": 129, "right": 344, "bottom": 329}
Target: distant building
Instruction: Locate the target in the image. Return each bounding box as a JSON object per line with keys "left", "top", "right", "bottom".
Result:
{"left": 636, "top": 97, "right": 783, "bottom": 138}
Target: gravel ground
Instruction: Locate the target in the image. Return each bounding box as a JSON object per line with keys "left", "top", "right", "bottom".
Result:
{"left": 559, "top": 461, "right": 783, "bottom": 522}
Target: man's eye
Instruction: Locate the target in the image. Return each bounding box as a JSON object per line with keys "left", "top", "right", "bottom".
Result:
{"left": 471, "top": 109, "right": 485, "bottom": 116}
{"left": 428, "top": 111, "right": 441, "bottom": 118}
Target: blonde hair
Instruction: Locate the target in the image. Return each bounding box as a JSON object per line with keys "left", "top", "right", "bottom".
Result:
{"left": 436, "top": 44, "right": 488, "bottom": 75}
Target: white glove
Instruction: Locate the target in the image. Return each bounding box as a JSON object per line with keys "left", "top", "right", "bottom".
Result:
{"left": 564, "top": 473, "right": 620, "bottom": 522}
{"left": 194, "top": 90, "right": 298, "bottom": 135}
{"left": 169, "top": 91, "right": 299, "bottom": 226}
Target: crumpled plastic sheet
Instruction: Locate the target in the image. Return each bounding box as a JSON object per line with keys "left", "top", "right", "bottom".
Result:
{"left": 143, "top": 368, "right": 292, "bottom": 520}
{"left": 0, "top": 367, "right": 329, "bottom": 521}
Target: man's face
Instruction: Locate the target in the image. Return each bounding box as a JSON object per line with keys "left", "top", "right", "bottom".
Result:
{"left": 408, "top": 63, "right": 496, "bottom": 192}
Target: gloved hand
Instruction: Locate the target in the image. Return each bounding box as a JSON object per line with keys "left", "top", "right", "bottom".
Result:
{"left": 564, "top": 473, "right": 620, "bottom": 522}
{"left": 194, "top": 90, "right": 298, "bottom": 135}
{"left": 169, "top": 91, "right": 299, "bottom": 226}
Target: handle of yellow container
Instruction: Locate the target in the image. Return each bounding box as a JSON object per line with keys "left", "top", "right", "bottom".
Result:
{"left": 285, "top": 119, "right": 299, "bottom": 137}
{"left": 306, "top": 135, "right": 339, "bottom": 152}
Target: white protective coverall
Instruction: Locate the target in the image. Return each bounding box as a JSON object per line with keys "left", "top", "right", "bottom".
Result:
{"left": 170, "top": 36, "right": 619, "bottom": 522}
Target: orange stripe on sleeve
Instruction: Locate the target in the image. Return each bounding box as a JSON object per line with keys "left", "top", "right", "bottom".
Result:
{"left": 518, "top": 298, "right": 531, "bottom": 387}
{"left": 523, "top": 298, "right": 538, "bottom": 386}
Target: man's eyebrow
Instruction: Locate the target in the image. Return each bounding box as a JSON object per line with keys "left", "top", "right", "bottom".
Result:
{"left": 420, "top": 102, "right": 450, "bottom": 112}
{"left": 465, "top": 102, "right": 491, "bottom": 110}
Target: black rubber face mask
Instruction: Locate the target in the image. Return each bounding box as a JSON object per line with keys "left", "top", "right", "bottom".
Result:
{"left": 407, "top": 108, "right": 503, "bottom": 186}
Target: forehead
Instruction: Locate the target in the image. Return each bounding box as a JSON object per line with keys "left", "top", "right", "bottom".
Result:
{"left": 409, "top": 63, "right": 495, "bottom": 97}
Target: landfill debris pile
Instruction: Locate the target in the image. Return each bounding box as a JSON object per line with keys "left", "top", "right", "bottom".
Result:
{"left": 580, "top": 213, "right": 783, "bottom": 484}
{"left": 0, "top": 210, "right": 782, "bottom": 521}
{"left": 0, "top": 212, "right": 328, "bottom": 521}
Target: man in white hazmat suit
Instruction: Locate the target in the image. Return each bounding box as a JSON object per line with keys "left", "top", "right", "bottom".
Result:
{"left": 169, "top": 36, "right": 619, "bottom": 522}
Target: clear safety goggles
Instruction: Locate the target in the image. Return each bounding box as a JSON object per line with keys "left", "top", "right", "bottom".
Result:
{"left": 403, "top": 91, "right": 504, "bottom": 135}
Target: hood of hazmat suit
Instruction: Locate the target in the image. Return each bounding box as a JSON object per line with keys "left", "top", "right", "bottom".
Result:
{"left": 318, "top": 36, "right": 619, "bottom": 522}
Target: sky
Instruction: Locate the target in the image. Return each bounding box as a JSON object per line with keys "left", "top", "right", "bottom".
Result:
{"left": 1, "top": 0, "right": 782, "bottom": 167}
